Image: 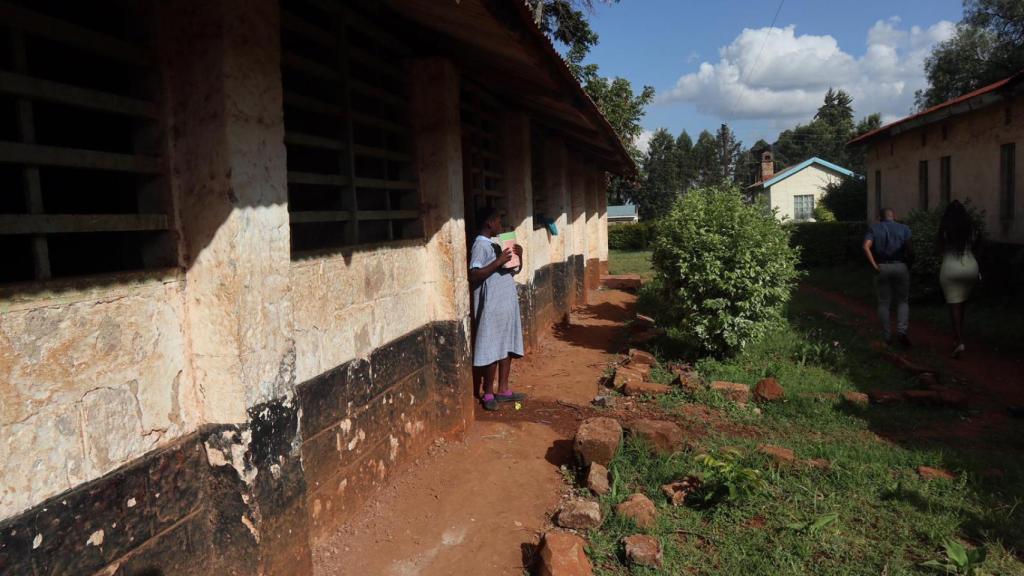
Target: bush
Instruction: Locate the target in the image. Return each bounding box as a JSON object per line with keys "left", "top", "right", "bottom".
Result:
{"left": 788, "top": 221, "right": 867, "bottom": 268}
{"left": 821, "top": 176, "right": 867, "bottom": 221}
{"left": 608, "top": 220, "right": 657, "bottom": 250}
{"left": 812, "top": 203, "right": 836, "bottom": 222}
{"left": 650, "top": 186, "right": 801, "bottom": 357}
{"left": 905, "top": 202, "right": 987, "bottom": 301}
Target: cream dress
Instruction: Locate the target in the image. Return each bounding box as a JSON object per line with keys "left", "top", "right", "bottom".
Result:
{"left": 939, "top": 249, "right": 979, "bottom": 304}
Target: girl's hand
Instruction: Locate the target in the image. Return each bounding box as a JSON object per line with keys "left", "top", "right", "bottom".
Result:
{"left": 497, "top": 247, "right": 514, "bottom": 266}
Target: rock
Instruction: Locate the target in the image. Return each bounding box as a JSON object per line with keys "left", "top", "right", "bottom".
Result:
{"left": 628, "top": 362, "right": 652, "bottom": 380}
{"left": 537, "top": 532, "right": 594, "bottom": 576}
{"left": 903, "top": 390, "right": 940, "bottom": 405}
{"left": 586, "top": 463, "right": 610, "bottom": 496}
{"left": 805, "top": 458, "right": 832, "bottom": 471}
{"left": 574, "top": 417, "right": 623, "bottom": 467}
{"left": 753, "top": 377, "right": 785, "bottom": 402}
{"left": 627, "top": 419, "right": 685, "bottom": 454}
{"left": 623, "top": 535, "right": 663, "bottom": 568}
{"left": 634, "top": 314, "right": 656, "bottom": 329}
{"left": 935, "top": 388, "right": 969, "bottom": 410}
{"left": 661, "top": 476, "right": 701, "bottom": 506}
{"left": 868, "top": 389, "right": 904, "bottom": 404}
{"left": 601, "top": 274, "right": 642, "bottom": 291}
{"left": 917, "top": 372, "right": 941, "bottom": 388}
{"left": 591, "top": 395, "right": 616, "bottom": 408}
{"left": 709, "top": 381, "right": 750, "bottom": 404}
{"left": 842, "top": 391, "right": 870, "bottom": 406}
{"left": 623, "top": 381, "right": 672, "bottom": 397}
{"left": 629, "top": 330, "right": 661, "bottom": 346}
{"left": 612, "top": 367, "right": 645, "bottom": 390}
{"left": 917, "top": 466, "right": 957, "bottom": 481}
{"left": 615, "top": 493, "right": 657, "bottom": 529}
{"left": 757, "top": 444, "right": 795, "bottom": 465}
{"left": 672, "top": 372, "right": 702, "bottom": 394}
{"left": 628, "top": 349, "right": 657, "bottom": 366}
{"left": 556, "top": 500, "right": 602, "bottom": 530}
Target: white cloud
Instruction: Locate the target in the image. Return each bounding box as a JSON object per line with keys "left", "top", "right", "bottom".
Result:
{"left": 635, "top": 129, "right": 654, "bottom": 154}
{"left": 659, "top": 18, "right": 955, "bottom": 123}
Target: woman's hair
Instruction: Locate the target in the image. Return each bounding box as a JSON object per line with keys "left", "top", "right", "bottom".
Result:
{"left": 939, "top": 200, "right": 973, "bottom": 256}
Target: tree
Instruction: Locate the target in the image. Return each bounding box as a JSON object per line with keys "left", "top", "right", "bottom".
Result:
{"left": 691, "top": 130, "right": 718, "bottom": 187}
{"left": 675, "top": 131, "right": 695, "bottom": 192}
{"left": 772, "top": 89, "right": 880, "bottom": 174}
{"left": 916, "top": 0, "right": 1024, "bottom": 109}
{"left": 713, "top": 123, "right": 742, "bottom": 184}
{"left": 528, "top": 0, "right": 655, "bottom": 203}
{"left": 737, "top": 138, "right": 771, "bottom": 186}
{"left": 820, "top": 176, "right": 867, "bottom": 221}
{"left": 847, "top": 113, "right": 882, "bottom": 175}
{"left": 635, "top": 129, "right": 679, "bottom": 218}
{"left": 814, "top": 88, "right": 855, "bottom": 164}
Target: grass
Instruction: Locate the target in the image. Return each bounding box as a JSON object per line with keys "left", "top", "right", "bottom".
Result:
{"left": 609, "top": 250, "right": 654, "bottom": 280}
{"left": 585, "top": 254, "right": 1024, "bottom": 573}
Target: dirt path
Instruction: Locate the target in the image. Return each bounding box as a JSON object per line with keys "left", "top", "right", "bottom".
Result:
{"left": 312, "top": 289, "right": 635, "bottom": 576}
{"left": 801, "top": 284, "right": 1024, "bottom": 407}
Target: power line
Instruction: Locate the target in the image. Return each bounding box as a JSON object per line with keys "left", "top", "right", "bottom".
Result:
{"left": 726, "top": 0, "right": 785, "bottom": 123}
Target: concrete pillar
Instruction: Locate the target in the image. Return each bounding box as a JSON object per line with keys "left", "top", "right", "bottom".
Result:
{"left": 543, "top": 137, "right": 570, "bottom": 320}
{"left": 585, "top": 163, "right": 601, "bottom": 297}
{"left": 502, "top": 110, "right": 536, "bottom": 347}
{"left": 410, "top": 58, "right": 473, "bottom": 435}
{"left": 568, "top": 151, "right": 587, "bottom": 306}
{"left": 160, "top": 0, "right": 310, "bottom": 573}
{"left": 598, "top": 175, "right": 609, "bottom": 274}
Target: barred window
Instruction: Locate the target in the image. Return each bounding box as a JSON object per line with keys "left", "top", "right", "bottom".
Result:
{"left": 280, "top": 1, "right": 421, "bottom": 256}
{"left": 461, "top": 81, "right": 504, "bottom": 232}
{"left": 1001, "top": 143, "right": 1016, "bottom": 223}
{"left": 793, "top": 194, "right": 814, "bottom": 221}
{"left": 940, "top": 156, "right": 951, "bottom": 204}
{"left": 918, "top": 160, "right": 929, "bottom": 210}
{"left": 0, "top": 1, "right": 173, "bottom": 284}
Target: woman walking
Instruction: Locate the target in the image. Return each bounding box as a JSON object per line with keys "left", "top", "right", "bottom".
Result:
{"left": 937, "top": 200, "right": 980, "bottom": 358}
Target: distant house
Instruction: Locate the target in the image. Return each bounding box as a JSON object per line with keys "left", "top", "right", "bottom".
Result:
{"left": 747, "top": 151, "right": 857, "bottom": 222}
{"left": 849, "top": 70, "right": 1023, "bottom": 244}
{"left": 608, "top": 203, "right": 639, "bottom": 225}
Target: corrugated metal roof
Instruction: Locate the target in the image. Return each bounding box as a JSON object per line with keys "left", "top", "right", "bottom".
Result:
{"left": 608, "top": 204, "right": 637, "bottom": 218}
{"left": 849, "top": 69, "right": 1024, "bottom": 146}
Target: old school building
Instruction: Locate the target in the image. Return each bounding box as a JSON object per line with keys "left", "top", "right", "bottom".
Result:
{"left": 851, "top": 70, "right": 1023, "bottom": 244}
{"left": 0, "top": 1, "right": 627, "bottom": 574}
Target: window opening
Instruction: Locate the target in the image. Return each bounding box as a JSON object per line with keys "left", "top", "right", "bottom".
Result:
{"left": 280, "top": 1, "right": 421, "bottom": 256}
{"left": 460, "top": 80, "right": 505, "bottom": 234}
{"left": 793, "top": 194, "right": 813, "bottom": 221}
{"left": 0, "top": 1, "right": 173, "bottom": 285}
{"left": 940, "top": 155, "right": 951, "bottom": 204}
{"left": 918, "top": 160, "right": 928, "bottom": 210}
{"left": 1001, "top": 143, "right": 1016, "bottom": 223}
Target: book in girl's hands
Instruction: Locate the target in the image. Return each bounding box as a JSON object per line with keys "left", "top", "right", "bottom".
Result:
{"left": 497, "top": 231, "right": 519, "bottom": 269}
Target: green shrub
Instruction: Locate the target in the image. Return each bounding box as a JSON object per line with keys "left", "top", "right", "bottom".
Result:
{"left": 813, "top": 203, "right": 836, "bottom": 222}
{"left": 608, "top": 220, "right": 657, "bottom": 250}
{"left": 821, "top": 176, "right": 867, "bottom": 221}
{"left": 650, "top": 186, "right": 801, "bottom": 357}
{"left": 905, "top": 202, "right": 987, "bottom": 301}
{"left": 788, "top": 221, "right": 867, "bottom": 268}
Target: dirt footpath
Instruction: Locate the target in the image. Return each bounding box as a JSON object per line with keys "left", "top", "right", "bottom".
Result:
{"left": 312, "top": 289, "right": 635, "bottom": 576}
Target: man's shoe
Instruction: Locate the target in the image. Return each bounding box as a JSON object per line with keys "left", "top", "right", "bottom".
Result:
{"left": 897, "top": 333, "right": 912, "bottom": 349}
{"left": 495, "top": 391, "right": 527, "bottom": 403}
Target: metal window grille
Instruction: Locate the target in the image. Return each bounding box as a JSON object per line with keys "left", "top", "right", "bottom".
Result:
{"left": 793, "top": 194, "right": 814, "bottom": 221}
{"left": 0, "top": 1, "right": 173, "bottom": 285}
{"left": 461, "top": 80, "right": 504, "bottom": 232}
{"left": 280, "top": 1, "right": 422, "bottom": 256}
{"left": 874, "top": 170, "right": 882, "bottom": 214}
{"left": 918, "top": 160, "right": 929, "bottom": 210}
{"left": 940, "top": 156, "right": 951, "bottom": 204}
{"left": 1001, "top": 143, "right": 1016, "bottom": 223}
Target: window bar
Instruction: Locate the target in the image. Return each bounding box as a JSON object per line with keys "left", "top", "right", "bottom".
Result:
{"left": 335, "top": 13, "right": 359, "bottom": 245}
{"left": 10, "top": 28, "right": 50, "bottom": 280}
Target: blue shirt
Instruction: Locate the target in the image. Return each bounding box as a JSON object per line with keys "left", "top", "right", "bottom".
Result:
{"left": 865, "top": 220, "right": 912, "bottom": 262}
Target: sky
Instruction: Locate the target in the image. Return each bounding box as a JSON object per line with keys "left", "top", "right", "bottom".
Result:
{"left": 581, "top": 0, "right": 965, "bottom": 153}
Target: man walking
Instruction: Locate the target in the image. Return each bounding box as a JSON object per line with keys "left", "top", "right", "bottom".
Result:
{"left": 863, "top": 208, "right": 913, "bottom": 347}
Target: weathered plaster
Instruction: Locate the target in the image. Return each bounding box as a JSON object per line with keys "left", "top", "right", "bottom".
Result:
{"left": 0, "top": 279, "right": 195, "bottom": 519}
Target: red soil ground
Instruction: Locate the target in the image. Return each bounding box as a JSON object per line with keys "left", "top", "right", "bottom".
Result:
{"left": 312, "top": 289, "right": 636, "bottom": 576}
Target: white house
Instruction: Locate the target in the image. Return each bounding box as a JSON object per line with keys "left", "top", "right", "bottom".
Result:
{"left": 748, "top": 152, "right": 857, "bottom": 221}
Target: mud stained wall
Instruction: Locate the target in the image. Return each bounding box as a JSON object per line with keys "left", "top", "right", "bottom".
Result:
{"left": 865, "top": 93, "right": 1024, "bottom": 243}
{"left": 0, "top": 275, "right": 198, "bottom": 521}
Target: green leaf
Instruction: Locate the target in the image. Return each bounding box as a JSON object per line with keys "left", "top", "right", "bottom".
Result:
{"left": 943, "top": 539, "right": 968, "bottom": 567}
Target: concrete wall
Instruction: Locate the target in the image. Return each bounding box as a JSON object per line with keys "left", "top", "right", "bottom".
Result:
{"left": 767, "top": 164, "right": 844, "bottom": 221}
{"left": 865, "top": 93, "right": 1024, "bottom": 243}
{"left": 0, "top": 5, "right": 610, "bottom": 575}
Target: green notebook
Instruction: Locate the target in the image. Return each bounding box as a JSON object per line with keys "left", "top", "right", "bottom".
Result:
{"left": 497, "top": 232, "right": 519, "bottom": 269}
